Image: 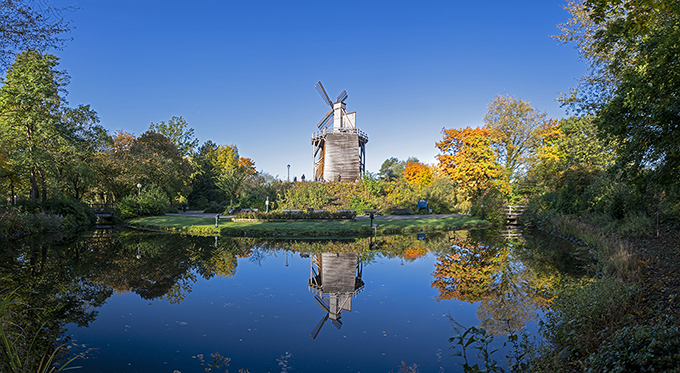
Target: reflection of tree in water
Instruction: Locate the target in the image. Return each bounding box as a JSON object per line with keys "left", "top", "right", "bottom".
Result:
{"left": 1, "top": 230, "right": 256, "bottom": 370}
{"left": 106, "top": 233, "right": 246, "bottom": 302}
{"left": 432, "top": 230, "right": 559, "bottom": 336}
{"left": 0, "top": 232, "right": 115, "bottom": 370}
{"left": 431, "top": 230, "right": 508, "bottom": 303}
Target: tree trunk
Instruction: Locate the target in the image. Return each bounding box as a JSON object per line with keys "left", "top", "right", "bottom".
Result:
{"left": 38, "top": 168, "right": 47, "bottom": 202}
{"left": 30, "top": 166, "right": 38, "bottom": 200}
{"left": 10, "top": 178, "right": 15, "bottom": 205}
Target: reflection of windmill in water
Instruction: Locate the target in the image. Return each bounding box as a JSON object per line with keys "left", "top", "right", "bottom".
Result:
{"left": 312, "top": 82, "right": 369, "bottom": 182}
{"left": 308, "top": 253, "right": 365, "bottom": 339}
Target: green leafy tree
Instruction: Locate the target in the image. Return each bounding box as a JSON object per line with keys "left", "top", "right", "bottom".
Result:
{"left": 483, "top": 94, "right": 547, "bottom": 181}
{"left": 378, "top": 157, "right": 419, "bottom": 181}
{"left": 556, "top": 0, "right": 680, "bottom": 191}
{"left": 596, "top": 9, "right": 680, "bottom": 189}
{"left": 53, "top": 105, "right": 110, "bottom": 200}
{"left": 149, "top": 115, "right": 199, "bottom": 158}
{"left": 128, "top": 131, "right": 193, "bottom": 204}
{"left": 187, "top": 140, "right": 222, "bottom": 207}
{"left": 531, "top": 116, "right": 615, "bottom": 184}
{"left": 0, "top": 50, "right": 65, "bottom": 200}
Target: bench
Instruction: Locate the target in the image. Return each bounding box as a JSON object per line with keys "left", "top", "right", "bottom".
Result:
{"left": 417, "top": 199, "right": 428, "bottom": 213}
{"left": 392, "top": 208, "right": 410, "bottom": 215}
{"left": 308, "top": 208, "right": 327, "bottom": 213}
{"left": 241, "top": 208, "right": 258, "bottom": 212}
{"left": 282, "top": 209, "right": 301, "bottom": 213}
{"left": 336, "top": 209, "right": 355, "bottom": 213}
{"left": 362, "top": 209, "right": 379, "bottom": 214}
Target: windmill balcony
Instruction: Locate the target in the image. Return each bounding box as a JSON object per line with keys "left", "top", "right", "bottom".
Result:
{"left": 311, "top": 127, "right": 369, "bottom": 142}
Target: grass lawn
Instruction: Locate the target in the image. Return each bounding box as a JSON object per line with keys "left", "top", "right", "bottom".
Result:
{"left": 129, "top": 215, "right": 488, "bottom": 238}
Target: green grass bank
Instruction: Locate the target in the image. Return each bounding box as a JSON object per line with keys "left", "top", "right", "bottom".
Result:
{"left": 128, "top": 214, "right": 488, "bottom": 238}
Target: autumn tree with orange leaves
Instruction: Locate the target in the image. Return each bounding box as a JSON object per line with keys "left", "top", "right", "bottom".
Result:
{"left": 403, "top": 161, "right": 434, "bottom": 186}
{"left": 435, "top": 127, "right": 509, "bottom": 198}
{"left": 431, "top": 233, "right": 508, "bottom": 303}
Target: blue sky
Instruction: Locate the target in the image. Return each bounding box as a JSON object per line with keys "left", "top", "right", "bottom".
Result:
{"left": 53, "top": 0, "right": 584, "bottom": 179}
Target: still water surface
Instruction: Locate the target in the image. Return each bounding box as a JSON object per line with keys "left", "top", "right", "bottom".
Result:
{"left": 2, "top": 228, "right": 586, "bottom": 372}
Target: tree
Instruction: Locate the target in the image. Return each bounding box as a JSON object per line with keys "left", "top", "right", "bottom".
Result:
{"left": 596, "top": 8, "right": 680, "bottom": 189}
{"left": 128, "top": 131, "right": 193, "bottom": 204}
{"left": 483, "top": 94, "right": 547, "bottom": 181}
{"left": 431, "top": 233, "right": 508, "bottom": 303}
{"left": 557, "top": 0, "right": 680, "bottom": 190}
{"left": 214, "top": 155, "right": 257, "bottom": 202}
{"left": 0, "top": 0, "right": 72, "bottom": 68}
{"left": 93, "top": 130, "right": 137, "bottom": 201}
{"left": 436, "top": 127, "right": 509, "bottom": 197}
{"left": 378, "top": 157, "right": 419, "bottom": 181}
{"left": 52, "top": 104, "right": 109, "bottom": 200}
{"left": 149, "top": 116, "right": 199, "bottom": 158}
{"left": 187, "top": 141, "right": 222, "bottom": 206}
{"left": 531, "top": 116, "right": 615, "bottom": 185}
{"left": 0, "top": 50, "right": 65, "bottom": 200}
{"left": 403, "top": 161, "right": 434, "bottom": 186}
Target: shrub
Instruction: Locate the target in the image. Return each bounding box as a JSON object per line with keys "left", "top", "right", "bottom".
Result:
{"left": 588, "top": 323, "right": 680, "bottom": 372}
{"left": 0, "top": 208, "right": 64, "bottom": 237}
{"left": 276, "top": 179, "right": 465, "bottom": 215}
{"left": 542, "top": 277, "right": 638, "bottom": 360}
{"left": 116, "top": 184, "right": 168, "bottom": 219}
{"left": 469, "top": 192, "right": 506, "bottom": 226}
{"left": 616, "top": 211, "right": 654, "bottom": 237}
{"left": 235, "top": 210, "right": 356, "bottom": 220}
{"left": 204, "top": 201, "right": 228, "bottom": 213}
{"left": 193, "top": 196, "right": 210, "bottom": 210}
{"left": 42, "top": 198, "right": 96, "bottom": 228}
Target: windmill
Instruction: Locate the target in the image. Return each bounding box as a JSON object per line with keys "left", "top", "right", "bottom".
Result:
{"left": 308, "top": 253, "right": 365, "bottom": 339}
{"left": 312, "top": 81, "right": 368, "bottom": 182}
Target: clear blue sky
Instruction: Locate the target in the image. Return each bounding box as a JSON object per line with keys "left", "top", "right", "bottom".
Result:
{"left": 53, "top": 0, "right": 584, "bottom": 180}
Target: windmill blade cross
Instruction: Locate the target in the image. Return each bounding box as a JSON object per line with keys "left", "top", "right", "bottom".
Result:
{"left": 310, "top": 314, "right": 329, "bottom": 339}
{"left": 314, "top": 295, "right": 330, "bottom": 312}
{"left": 316, "top": 109, "right": 334, "bottom": 129}
{"left": 336, "top": 90, "right": 347, "bottom": 103}
{"left": 315, "top": 81, "right": 333, "bottom": 107}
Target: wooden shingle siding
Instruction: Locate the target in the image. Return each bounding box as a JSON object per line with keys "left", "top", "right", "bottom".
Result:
{"left": 323, "top": 133, "right": 360, "bottom": 181}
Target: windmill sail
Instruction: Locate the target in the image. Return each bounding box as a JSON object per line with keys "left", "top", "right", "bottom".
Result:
{"left": 336, "top": 90, "right": 347, "bottom": 103}
{"left": 315, "top": 81, "right": 333, "bottom": 107}
{"left": 311, "top": 81, "right": 368, "bottom": 182}
{"left": 317, "top": 109, "right": 334, "bottom": 129}
{"left": 310, "top": 314, "right": 329, "bottom": 339}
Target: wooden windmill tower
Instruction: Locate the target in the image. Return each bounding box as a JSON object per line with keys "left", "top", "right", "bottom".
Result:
{"left": 312, "top": 82, "right": 368, "bottom": 182}
{"left": 308, "top": 253, "right": 364, "bottom": 339}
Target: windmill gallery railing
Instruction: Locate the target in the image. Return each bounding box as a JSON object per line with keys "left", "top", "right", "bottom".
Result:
{"left": 311, "top": 127, "right": 369, "bottom": 141}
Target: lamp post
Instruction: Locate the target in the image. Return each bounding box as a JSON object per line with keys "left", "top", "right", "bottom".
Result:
{"left": 287, "top": 164, "right": 290, "bottom": 182}
{"left": 136, "top": 183, "right": 142, "bottom": 220}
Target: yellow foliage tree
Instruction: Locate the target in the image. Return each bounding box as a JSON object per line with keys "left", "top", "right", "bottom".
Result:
{"left": 403, "top": 161, "right": 434, "bottom": 186}
{"left": 435, "top": 127, "right": 509, "bottom": 197}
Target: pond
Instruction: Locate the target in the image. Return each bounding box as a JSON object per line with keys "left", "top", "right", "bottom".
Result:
{"left": 0, "top": 227, "right": 589, "bottom": 372}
